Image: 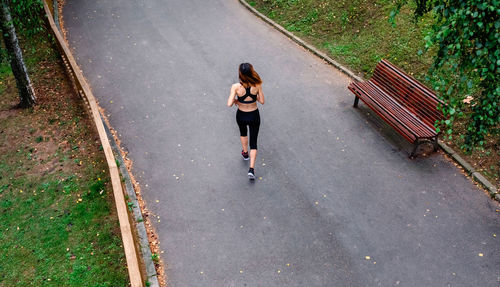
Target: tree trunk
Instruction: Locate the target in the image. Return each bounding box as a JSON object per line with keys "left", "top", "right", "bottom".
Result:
{"left": 0, "top": 0, "right": 35, "bottom": 108}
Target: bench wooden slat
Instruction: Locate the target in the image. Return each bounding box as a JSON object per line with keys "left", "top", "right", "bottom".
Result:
{"left": 357, "top": 82, "right": 435, "bottom": 138}
{"left": 348, "top": 59, "right": 443, "bottom": 158}
{"left": 372, "top": 74, "right": 441, "bottom": 129}
{"left": 373, "top": 64, "right": 441, "bottom": 120}
{"left": 381, "top": 60, "right": 443, "bottom": 104}
{"left": 366, "top": 81, "right": 436, "bottom": 137}
{"left": 349, "top": 83, "right": 417, "bottom": 143}
{"left": 372, "top": 64, "right": 443, "bottom": 127}
{"left": 382, "top": 60, "right": 444, "bottom": 123}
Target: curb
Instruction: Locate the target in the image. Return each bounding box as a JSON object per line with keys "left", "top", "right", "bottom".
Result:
{"left": 239, "top": 0, "right": 499, "bottom": 202}
{"left": 43, "top": 1, "right": 144, "bottom": 285}
{"left": 102, "top": 116, "right": 160, "bottom": 287}
{"left": 49, "top": 0, "right": 163, "bottom": 284}
{"left": 50, "top": 3, "right": 160, "bottom": 284}
{"left": 438, "top": 141, "right": 498, "bottom": 199}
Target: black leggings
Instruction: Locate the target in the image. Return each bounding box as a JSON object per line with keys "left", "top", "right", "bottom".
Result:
{"left": 236, "top": 109, "right": 260, "bottom": 150}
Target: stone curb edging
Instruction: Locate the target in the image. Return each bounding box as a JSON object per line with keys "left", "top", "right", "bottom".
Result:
{"left": 42, "top": 1, "right": 144, "bottom": 285}
{"left": 50, "top": 1, "right": 162, "bottom": 283}
{"left": 102, "top": 116, "right": 160, "bottom": 287}
{"left": 238, "top": 0, "right": 499, "bottom": 202}
{"left": 438, "top": 141, "right": 498, "bottom": 199}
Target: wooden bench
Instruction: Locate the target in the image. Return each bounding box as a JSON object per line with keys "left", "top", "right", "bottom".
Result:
{"left": 348, "top": 59, "right": 444, "bottom": 158}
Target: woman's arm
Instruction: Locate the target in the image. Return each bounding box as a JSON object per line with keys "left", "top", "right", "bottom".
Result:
{"left": 227, "top": 84, "right": 238, "bottom": 107}
{"left": 257, "top": 84, "right": 265, "bottom": 105}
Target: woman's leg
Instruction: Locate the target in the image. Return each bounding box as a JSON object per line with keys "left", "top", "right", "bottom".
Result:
{"left": 240, "top": 136, "right": 248, "bottom": 153}
{"left": 249, "top": 149, "right": 258, "bottom": 169}
{"left": 248, "top": 111, "right": 260, "bottom": 169}
{"left": 236, "top": 110, "right": 248, "bottom": 153}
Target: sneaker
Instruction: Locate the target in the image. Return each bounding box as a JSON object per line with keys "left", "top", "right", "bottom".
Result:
{"left": 248, "top": 168, "right": 256, "bottom": 180}
{"left": 241, "top": 150, "right": 249, "bottom": 160}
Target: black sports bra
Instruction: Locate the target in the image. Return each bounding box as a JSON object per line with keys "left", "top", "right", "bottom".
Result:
{"left": 237, "top": 87, "right": 258, "bottom": 104}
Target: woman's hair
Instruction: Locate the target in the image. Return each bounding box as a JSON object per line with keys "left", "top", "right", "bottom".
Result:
{"left": 239, "top": 63, "right": 262, "bottom": 86}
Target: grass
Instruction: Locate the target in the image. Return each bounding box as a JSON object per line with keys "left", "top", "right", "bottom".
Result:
{"left": 251, "top": 0, "right": 435, "bottom": 79}
{"left": 0, "top": 176, "right": 126, "bottom": 285}
{"left": 0, "top": 60, "right": 11, "bottom": 95}
{"left": 0, "top": 27, "right": 129, "bottom": 285}
{"left": 248, "top": 0, "right": 498, "bottom": 187}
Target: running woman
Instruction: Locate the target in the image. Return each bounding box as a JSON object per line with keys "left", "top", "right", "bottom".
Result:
{"left": 227, "top": 63, "right": 265, "bottom": 179}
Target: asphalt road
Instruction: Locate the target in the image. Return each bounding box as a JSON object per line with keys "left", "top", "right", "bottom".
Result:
{"left": 63, "top": 1, "right": 499, "bottom": 286}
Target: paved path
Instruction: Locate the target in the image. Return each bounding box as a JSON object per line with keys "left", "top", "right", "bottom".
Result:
{"left": 64, "top": 1, "right": 499, "bottom": 286}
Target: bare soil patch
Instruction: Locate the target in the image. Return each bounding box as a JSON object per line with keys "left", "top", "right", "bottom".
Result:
{"left": 0, "top": 35, "right": 128, "bottom": 285}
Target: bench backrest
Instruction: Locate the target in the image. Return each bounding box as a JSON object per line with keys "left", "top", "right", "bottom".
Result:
{"left": 371, "top": 59, "right": 444, "bottom": 128}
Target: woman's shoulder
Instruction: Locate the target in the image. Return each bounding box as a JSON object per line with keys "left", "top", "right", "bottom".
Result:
{"left": 250, "top": 83, "right": 262, "bottom": 88}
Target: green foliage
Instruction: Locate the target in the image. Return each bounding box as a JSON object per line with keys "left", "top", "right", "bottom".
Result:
{"left": 395, "top": 0, "right": 500, "bottom": 151}
{"left": 8, "top": 0, "right": 45, "bottom": 37}
{"left": 0, "top": 0, "right": 45, "bottom": 63}
{"left": 151, "top": 253, "right": 159, "bottom": 263}
{"left": 0, "top": 45, "right": 7, "bottom": 64}
{"left": 88, "top": 179, "right": 106, "bottom": 199}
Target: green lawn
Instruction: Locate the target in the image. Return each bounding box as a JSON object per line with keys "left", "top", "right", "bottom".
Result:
{"left": 250, "top": 0, "right": 435, "bottom": 80}
{"left": 0, "top": 34, "right": 129, "bottom": 286}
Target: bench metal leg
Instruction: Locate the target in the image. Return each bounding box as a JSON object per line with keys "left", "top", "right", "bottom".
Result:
{"left": 409, "top": 140, "right": 421, "bottom": 159}
{"left": 432, "top": 137, "right": 439, "bottom": 152}
{"left": 410, "top": 138, "right": 439, "bottom": 159}
{"left": 353, "top": 96, "right": 360, "bottom": 108}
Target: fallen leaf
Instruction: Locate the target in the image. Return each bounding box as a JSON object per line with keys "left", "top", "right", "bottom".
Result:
{"left": 462, "top": 95, "right": 473, "bottom": 104}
